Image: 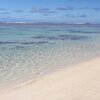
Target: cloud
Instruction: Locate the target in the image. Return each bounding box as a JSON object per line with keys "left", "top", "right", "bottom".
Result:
{"left": 66, "top": 7, "right": 75, "bottom": 10}
{"left": 78, "top": 7, "right": 89, "bottom": 10}
{"left": 0, "top": 8, "right": 10, "bottom": 15}
{"left": 78, "top": 14, "right": 87, "bottom": 18}
{"left": 65, "top": 14, "right": 87, "bottom": 18}
{"left": 31, "top": 7, "right": 50, "bottom": 13}
{"left": 93, "top": 8, "right": 100, "bottom": 11}
{"left": 57, "top": 6, "right": 75, "bottom": 11}
{"left": 46, "top": 11, "right": 56, "bottom": 14}
{"left": 0, "top": 8, "right": 7, "bottom": 11}
{"left": 57, "top": 6, "right": 100, "bottom": 12}
{"left": 13, "top": 10, "right": 24, "bottom": 13}
{"left": 78, "top": 7, "right": 100, "bottom": 11}
{"left": 0, "top": 12, "right": 10, "bottom": 15}
{"left": 65, "top": 14, "right": 75, "bottom": 18}
{"left": 56, "top": 7, "right": 67, "bottom": 11}
{"left": 31, "top": 7, "right": 57, "bottom": 15}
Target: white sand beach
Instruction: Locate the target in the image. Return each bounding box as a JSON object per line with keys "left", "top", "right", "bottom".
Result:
{"left": 0, "top": 58, "right": 100, "bottom": 100}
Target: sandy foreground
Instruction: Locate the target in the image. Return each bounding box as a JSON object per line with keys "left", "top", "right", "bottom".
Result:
{"left": 0, "top": 58, "right": 100, "bottom": 100}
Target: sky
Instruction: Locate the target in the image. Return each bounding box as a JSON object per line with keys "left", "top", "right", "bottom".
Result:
{"left": 0, "top": 0, "right": 100, "bottom": 23}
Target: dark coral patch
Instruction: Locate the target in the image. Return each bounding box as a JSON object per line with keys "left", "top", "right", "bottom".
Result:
{"left": 31, "top": 34, "right": 89, "bottom": 41}
{"left": 68, "top": 30, "right": 100, "bottom": 34}
{"left": 21, "top": 41, "right": 49, "bottom": 45}
{"left": 47, "top": 36, "right": 59, "bottom": 40}
{"left": 31, "top": 36, "right": 46, "bottom": 39}
{"left": 21, "top": 42, "right": 35, "bottom": 45}
{"left": 58, "top": 35, "right": 89, "bottom": 40}
{"left": 0, "top": 41, "right": 19, "bottom": 44}
{"left": 36, "top": 41, "right": 49, "bottom": 44}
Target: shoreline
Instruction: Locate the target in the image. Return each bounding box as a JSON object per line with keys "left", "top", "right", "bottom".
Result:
{"left": 0, "top": 56, "right": 98, "bottom": 91}
{"left": 0, "top": 57, "right": 100, "bottom": 100}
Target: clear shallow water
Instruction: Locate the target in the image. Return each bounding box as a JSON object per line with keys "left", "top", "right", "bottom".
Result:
{"left": 0, "top": 24, "right": 100, "bottom": 87}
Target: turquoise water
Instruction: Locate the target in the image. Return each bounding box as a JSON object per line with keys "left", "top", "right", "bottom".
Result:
{"left": 0, "top": 24, "right": 100, "bottom": 87}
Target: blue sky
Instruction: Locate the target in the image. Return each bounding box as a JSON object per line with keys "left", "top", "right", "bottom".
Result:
{"left": 0, "top": 0, "right": 100, "bottom": 23}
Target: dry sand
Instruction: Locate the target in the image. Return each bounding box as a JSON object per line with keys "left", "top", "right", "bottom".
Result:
{"left": 0, "top": 58, "right": 100, "bottom": 100}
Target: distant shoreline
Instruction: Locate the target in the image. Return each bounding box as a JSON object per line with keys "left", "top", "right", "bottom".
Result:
{"left": 0, "top": 22, "right": 100, "bottom": 27}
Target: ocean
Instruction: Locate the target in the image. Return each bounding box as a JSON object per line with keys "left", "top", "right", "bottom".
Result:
{"left": 0, "top": 23, "right": 100, "bottom": 87}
